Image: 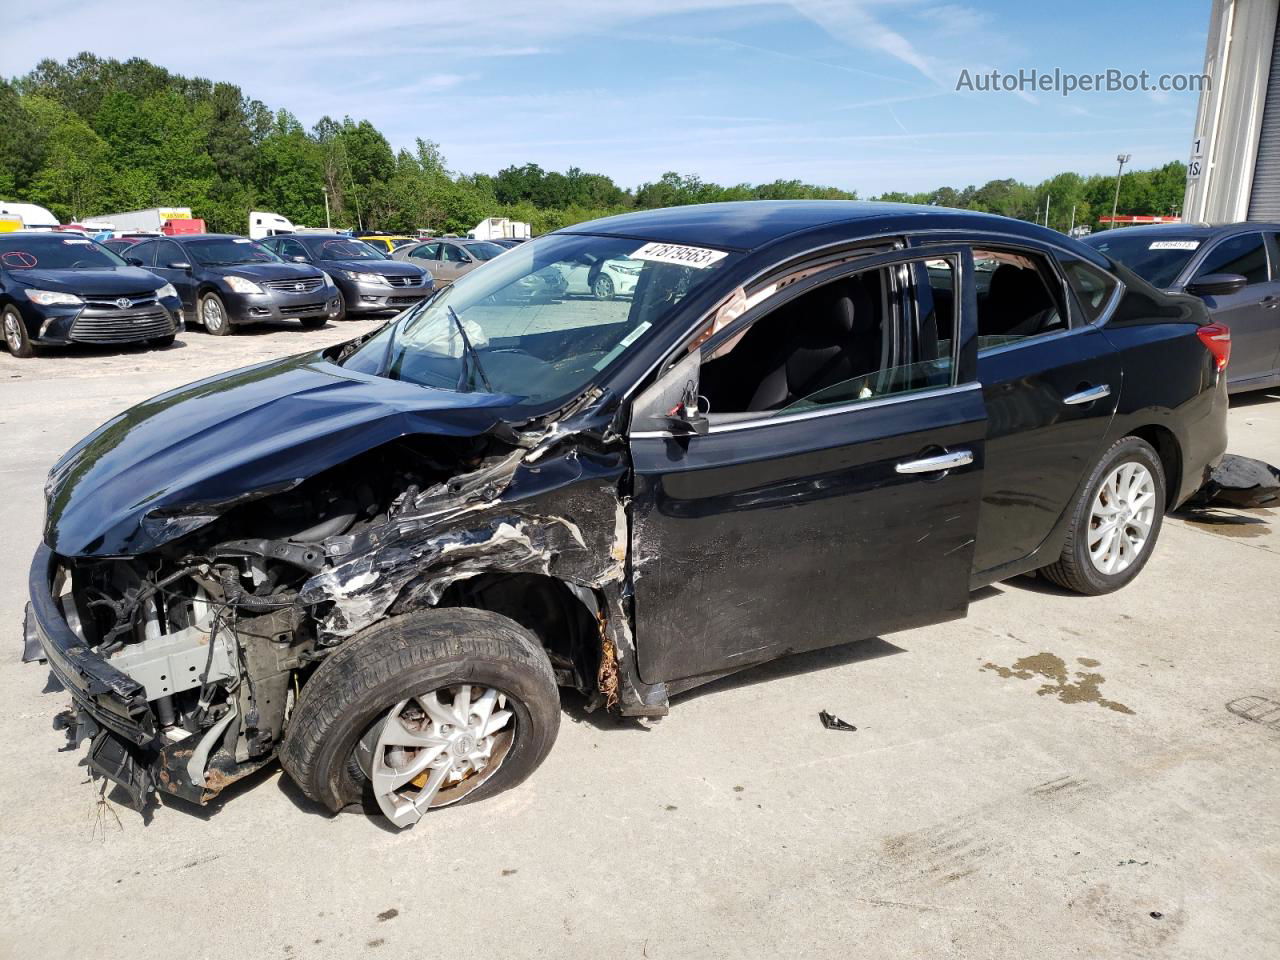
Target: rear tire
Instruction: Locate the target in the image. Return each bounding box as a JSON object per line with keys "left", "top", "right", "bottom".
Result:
{"left": 1041, "top": 436, "right": 1166, "bottom": 595}
{"left": 199, "top": 293, "right": 233, "bottom": 336}
{"left": 279, "top": 608, "right": 560, "bottom": 826}
{"left": 2, "top": 306, "right": 34, "bottom": 357}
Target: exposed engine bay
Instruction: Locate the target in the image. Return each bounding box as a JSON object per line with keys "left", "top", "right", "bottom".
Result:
{"left": 38, "top": 423, "right": 654, "bottom": 812}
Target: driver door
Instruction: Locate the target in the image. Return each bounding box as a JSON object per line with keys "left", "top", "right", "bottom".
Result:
{"left": 627, "top": 248, "right": 987, "bottom": 685}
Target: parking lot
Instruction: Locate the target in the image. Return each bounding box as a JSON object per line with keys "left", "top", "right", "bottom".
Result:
{"left": 1, "top": 322, "right": 1277, "bottom": 960}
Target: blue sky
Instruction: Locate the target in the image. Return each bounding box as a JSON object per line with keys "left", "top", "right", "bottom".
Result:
{"left": 1, "top": 0, "right": 1209, "bottom": 195}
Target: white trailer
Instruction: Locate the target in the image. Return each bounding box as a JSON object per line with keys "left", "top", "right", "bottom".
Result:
{"left": 0, "top": 201, "right": 59, "bottom": 230}
{"left": 249, "top": 211, "right": 296, "bottom": 239}
{"left": 469, "top": 217, "right": 531, "bottom": 241}
{"left": 94, "top": 207, "right": 193, "bottom": 233}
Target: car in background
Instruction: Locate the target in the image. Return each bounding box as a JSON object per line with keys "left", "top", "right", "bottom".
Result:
{"left": 0, "top": 232, "right": 181, "bottom": 357}
{"left": 1085, "top": 223, "right": 1280, "bottom": 393}
{"left": 100, "top": 235, "right": 156, "bottom": 256}
{"left": 124, "top": 234, "right": 341, "bottom": 335}
{"left": 27, "top": 202, "right": 1229, "bottom": 828}
{"left": 393, "top": 238, "right": 506, "bottom": 287}
{"left": 356, "top": 233, "right": 419, "bottom": 255}
{"left": 556, "top": 252, "right": 643, "bottom": 300}
{"left": 260, "top": 234, "right": 433, "bottom": 316}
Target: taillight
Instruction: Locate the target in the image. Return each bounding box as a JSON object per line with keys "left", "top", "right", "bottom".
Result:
{"left": 1197, "top": 322, "right": 1231, "bottom": 372}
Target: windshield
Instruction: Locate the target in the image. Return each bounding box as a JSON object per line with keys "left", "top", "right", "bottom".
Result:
{"left": 465, "top": 242, "right": 505, "bottom": 261}
{"left": 187, "top": 237, "right": 282, "bottom": 266}
{"left": 307, "top": 237, "right": 387, "bottom": 261}
{"left": 1085, "top": 233, "right": 1202, "bottom": 289}
{"left": 0, "top": 235, "right": 127, "bottom": 270}
{"left": 342, "top": 232, "right": 734, "bottom": 406}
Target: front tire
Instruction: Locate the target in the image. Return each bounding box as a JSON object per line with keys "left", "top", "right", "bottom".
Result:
{"left": 148, "top": 333, "right": 177, "bottom": 349}
{"left": 592, "top": 273, "right": 615, "bottom": 300}
{"left": 199, "top": 293, "right": 233, "bottom": 336}
{"left": 2, "top": 306, "right": 34, "bottom": 357}
{"left": 279, "top": 608, "right": 560, "bottom": 828}
{"left": 1040, "top": 436, "right": 1166, "bottom": 595}
{"left": 300, "top": 315, "right": 327, "bottom": 329}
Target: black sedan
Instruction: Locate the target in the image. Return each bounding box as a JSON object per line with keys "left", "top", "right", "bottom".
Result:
{"left": 123, "top": 234, "right": 342, "bottom": 335}
{"left": 25, "top": 201, "right": 1228, "bottom": 828}
{"left": 259, "top": 234, "right": 433, "bottom": 316}
{"left": 1085, "top": 222, "right": 1280, "bottom": 393}
{"left": 0, "top": 233, "right": 182, "bottom": 357}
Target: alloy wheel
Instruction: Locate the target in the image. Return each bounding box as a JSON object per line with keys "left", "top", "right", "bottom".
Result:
{"left": 1088, "top": 461, "right": 1156, "bottom": 575}
{"left": 202, "top": 297, "right": 225, "bottom": 331}
{"left": 356, "top": 684, "right": 515, "bottom": 828}
{"left": 3, "top": 314, "right": 22, "bottom": 352}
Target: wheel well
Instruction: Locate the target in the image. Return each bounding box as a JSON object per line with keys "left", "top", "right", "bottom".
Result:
{"left": 1126, "top": 424, "right": 1182, "bottom": 509}
{"left": 436, "top": 572, "right": 601, "bottom": 694}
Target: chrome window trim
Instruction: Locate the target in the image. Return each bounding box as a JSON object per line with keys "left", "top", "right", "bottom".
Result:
{"left": 629, "top": 382, "right": 981, "bottom": 439}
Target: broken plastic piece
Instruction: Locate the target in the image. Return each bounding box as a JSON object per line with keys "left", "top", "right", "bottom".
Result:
{"left": 1192, "top": 454, "right": 1280, "bottom": 508}
{"left": 819, "top": 710, "right": 857, "bottom": 731}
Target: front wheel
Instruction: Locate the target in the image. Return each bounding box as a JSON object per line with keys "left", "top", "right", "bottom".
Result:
{"left": 1040, "top": 436, "right": 1166, "bottom": 595}
{"left": 279, "top": 608, "right": 561, "bottom": 829}
{"left": 300, "top": 315, "right": 327, "bottom": 329}
{"left": 592, "top": 273, "right": 615, "bottom": 300}
{"left": 2, "top": 306, "right": 34, "bottom": 357}
{"left": 199, "top": 293, "right": 233, "bottom": 336}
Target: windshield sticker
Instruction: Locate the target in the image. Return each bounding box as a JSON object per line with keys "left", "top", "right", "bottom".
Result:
{"left": 1149, "top": 240, "right": 1200, "bottom": 250}
{"left": 631, "top": 242, "right": 728, "bottom": 269}
{"left": 62, "top": 238, "right": 91, "bottom": 244}
{"left": 593, "top": 321, "right": 652, "bottom": 370}
{"left": 233, "top": 238, "right": 253, "bottom": 244}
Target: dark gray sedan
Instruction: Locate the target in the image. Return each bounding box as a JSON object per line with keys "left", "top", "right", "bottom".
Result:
{"left": 1085, "top": 223, "right": 1280, "bottom": 393}
{"left": 261, "top": 234, "right": 433, "bottom": 316}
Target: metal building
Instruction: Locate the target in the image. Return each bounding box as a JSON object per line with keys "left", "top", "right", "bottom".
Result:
{"left": 1184, "top": 0, "right": 1280, "bottom": 222}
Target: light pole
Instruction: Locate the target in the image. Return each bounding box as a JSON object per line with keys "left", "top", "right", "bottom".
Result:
{"left": 1109, "top": 153, "right": 1131, "bottom": 229}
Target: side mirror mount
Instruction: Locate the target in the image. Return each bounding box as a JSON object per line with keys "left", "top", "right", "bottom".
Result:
{"left": 666, "top": 399, "right": 710, "bottom": 436}
{"left": 1187, "top": 272, "right": 1247, "bottom": 297}
{"left": 125, "top": 257, "right": 143, "bottom": 266}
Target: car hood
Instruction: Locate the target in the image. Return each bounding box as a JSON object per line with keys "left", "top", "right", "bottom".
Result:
{"left": 214, "top": 261, "right": 322, "bottom": 281}
{"left": 44, "top": 352, "right": 522, "bottom": 557}
{"left": 320, "top": 259, "right": 424, "bottom": 276}
{"left": 17, "top": 267, "right": 163, "bottom": 294}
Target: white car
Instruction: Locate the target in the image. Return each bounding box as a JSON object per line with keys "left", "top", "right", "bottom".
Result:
{"left": 559, "top": 256, "right": 641, "bottom": 300}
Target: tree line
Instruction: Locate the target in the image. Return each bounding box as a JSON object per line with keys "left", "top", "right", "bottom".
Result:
{"left": 0, "top": 53, "right": 1187, "bottom": 236}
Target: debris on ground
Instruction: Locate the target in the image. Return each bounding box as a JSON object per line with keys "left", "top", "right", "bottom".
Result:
{"left": 1190, "top": 454, "right": 1280, "bottom": 508}
{"left": 819, "top": 710, "right": 857, "bottom": 731}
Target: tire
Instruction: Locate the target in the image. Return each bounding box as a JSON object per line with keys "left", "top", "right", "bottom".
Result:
{"left": 300, "top": 315, "right": 327, "bottom": 329}
{"left": 2, "top": 306, "right": 34, "bottom": 358}
{"left": 199, "top": 292, "right": 233, "bottom": 336}
{"left": 1040, "top": 436, "right": 1166, "bottom": 595}
{"left": 331, "top": 289, "right": 347, "bottom": 321}
{"left": 592, "top": 272, "right": 615, "bottom": 300}
{"left": 279, "top": 608, "right": 560, "bottom": 826}
{"left": 148, "top": 334, "right": 176, "bottom": 349}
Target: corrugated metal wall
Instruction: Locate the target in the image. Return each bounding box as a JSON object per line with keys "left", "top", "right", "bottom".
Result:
{"left": 1249, "top": 11, "right": 1280, "bottom": 219}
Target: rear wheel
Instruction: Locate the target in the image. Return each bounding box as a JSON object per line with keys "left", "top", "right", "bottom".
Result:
{"left": 1041, "top": 436, "right": 1166, "bottom": 595}
{"left": 199, "top": 293, "right": 233, "bottom": 336}
{"left": 2, "top": 306, "right": 34, "bottom": 357}
{"left": 279, "top": 608, "right": 560, "bottom": 828}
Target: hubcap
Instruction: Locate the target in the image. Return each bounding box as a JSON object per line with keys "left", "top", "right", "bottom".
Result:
{"left": 1088, "top": 461, "right": 1156, "bottom": 575}
{"left": 357, "top": 684, "right": 515, "bottom": 828}
{"left": 3, "top": 315, "right": 21, "bottom": 350}
{"left": 203, "top": 299, "right": 223, "bottom": 329}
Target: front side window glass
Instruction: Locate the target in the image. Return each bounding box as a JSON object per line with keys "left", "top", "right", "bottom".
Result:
{"left": 1195, "top": 233, "right": 1269, "bottom": 285}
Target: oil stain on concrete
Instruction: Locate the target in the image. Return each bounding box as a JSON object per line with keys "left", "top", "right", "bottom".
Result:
{"left": 981, "top": 652, "right": 1134, "bottom": 714}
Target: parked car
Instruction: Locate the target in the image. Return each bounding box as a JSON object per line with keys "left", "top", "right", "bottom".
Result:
{"left": 124, "top": 234, "right": 342, "bottom": 335}
{"left": 393, "top": 238, "right": 506, "bottom": 286}
{"left": 101, "top": 237, "right": 144, "bottom": 256}
{"left": 0, "top": 232, "right": 182, "bottom": 357}
{"left": 355, "top": 233, "right": 419, "bottom": 255}
{"left": 556, "top": 252, "right": 643, "bottom": 300}
{"left": 1084, "top": 223, "right": 1280, "bottom": 393}
{"left": 25, "top": 202, "right": 1228, "bottom": 829}
{"left": 260, "top": 234, "right": 433, "bottom": 316}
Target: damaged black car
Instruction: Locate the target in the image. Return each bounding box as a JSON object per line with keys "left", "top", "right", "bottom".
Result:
{"left": 25, "top": 201, "right": 1230, "bottom": 828}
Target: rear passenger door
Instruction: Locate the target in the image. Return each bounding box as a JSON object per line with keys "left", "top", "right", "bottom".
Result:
{"left": 959, "top": 241, "right": 1123, "bottom": 581}
{"left": 1188, "top": 232, "right": 1280, "bottom": 383}
{"left": 628, "top": 248, "right": 987, "bottom": 684}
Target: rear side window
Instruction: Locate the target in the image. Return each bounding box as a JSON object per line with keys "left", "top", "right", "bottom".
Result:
{"left": 155, "top": 240, "right": 183, "bottom": 267}
{"left": 1195, "top": 233, "right": 1269, "bottom": 285}
{"left": 1061, "top": 259, "right": 1120, "bottom": 323}
{"left": 973, "top": 248, "right": 1067, "bottom": 350}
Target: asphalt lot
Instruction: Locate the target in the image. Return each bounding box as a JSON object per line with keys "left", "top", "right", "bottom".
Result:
{"left": 1, "top": 320, "right": 1277, "bottom": 960}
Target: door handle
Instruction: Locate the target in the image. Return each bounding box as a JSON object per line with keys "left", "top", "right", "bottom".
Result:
{"left": 895, "top": 449, "right": 973, "bottom": 474}
{"left": 1063, "top": 384, "right": 1111, "bottom": 405}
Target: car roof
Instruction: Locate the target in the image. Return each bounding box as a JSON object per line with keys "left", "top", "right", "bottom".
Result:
{"left": 558, "top": 200, "right": 1062, "bottom": 252}
{"left": 1085, "top": 222, "right": 1280, "bottom": 242}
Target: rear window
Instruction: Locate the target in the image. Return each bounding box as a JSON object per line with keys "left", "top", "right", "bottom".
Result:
{"left": 1085, "top": 234, "right": 1202, "bottom": 289}
{"left": 1061, "top": 259, "right": 1120, "bottom": 323}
